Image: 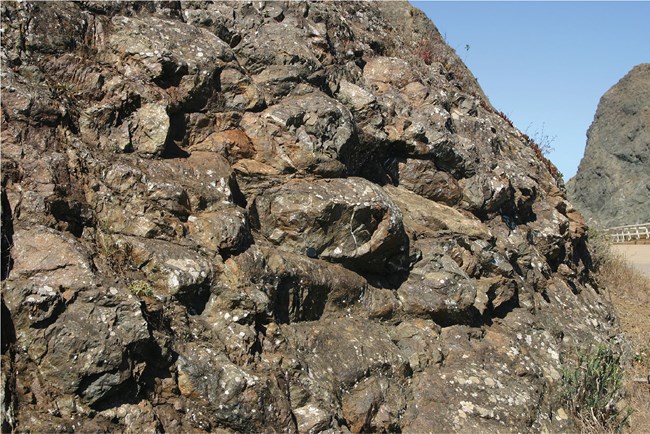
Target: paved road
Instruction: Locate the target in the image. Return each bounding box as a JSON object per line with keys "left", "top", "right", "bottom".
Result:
{"left": 611, "top": 244, "right": 650, "bottom": 277}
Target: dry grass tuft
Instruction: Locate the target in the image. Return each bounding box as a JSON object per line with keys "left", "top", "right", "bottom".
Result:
{"left": 592, "top": 240, "right": 650, "bottom": 433}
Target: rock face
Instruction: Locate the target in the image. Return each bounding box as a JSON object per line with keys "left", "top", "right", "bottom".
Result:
{"left": 567, "top": 64, "right": 650, "bottom": 227}
{"left": 1, "top": 2, "right": 616, "bottom": 433}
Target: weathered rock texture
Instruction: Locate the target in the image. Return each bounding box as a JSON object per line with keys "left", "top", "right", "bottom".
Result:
{"left": 567, "top": 63, "right": 650, "bottom": 227}
{"left": 1, "top": 1, "right": 616, "bottom": 433}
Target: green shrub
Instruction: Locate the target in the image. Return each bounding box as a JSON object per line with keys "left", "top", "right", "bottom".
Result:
{"left": 128, "top": 280, "right": 153, "bottom": 297}
{"left": 561, "top": 343, "right": 631, "bottom": 432}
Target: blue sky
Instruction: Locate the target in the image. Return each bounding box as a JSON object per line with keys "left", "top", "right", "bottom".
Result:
{"left": 412, "top": 1, "right": 650, "bottom": 180}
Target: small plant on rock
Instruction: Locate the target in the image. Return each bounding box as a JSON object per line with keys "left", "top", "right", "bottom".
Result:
{"left": 128, "top": 280, "right": 154, "bottom": 297}
{"left": 561, "top": 343, "right": 631, "bottom": 433}
{"left": 633, "top": 346, "right": 649, "bottom": 369}
{"left": 416, "top": 37, "right": 434, "bottom": 65}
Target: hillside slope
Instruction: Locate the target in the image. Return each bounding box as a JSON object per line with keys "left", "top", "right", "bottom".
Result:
{"left": 2, "top": 2, "right": 617, "bottom": 432}
{"left": 567, "top": 63, "right": 650, "bottom": 227}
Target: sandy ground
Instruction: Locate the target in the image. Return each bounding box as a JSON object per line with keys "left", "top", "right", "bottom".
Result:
{"left": 611, "top": 244, "right": 650, "bottom": 277}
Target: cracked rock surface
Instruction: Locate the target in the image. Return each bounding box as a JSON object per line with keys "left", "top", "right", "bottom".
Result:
{"left": 1, "top": 1, "right": 616, "bottom": 432}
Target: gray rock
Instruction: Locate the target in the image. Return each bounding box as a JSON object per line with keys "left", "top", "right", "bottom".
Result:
{"left": 401, "top": 325, "right": 549, "bottom": 433}
{"left": 131, "top": 103, "right": 170, "bottom": 156}
{"left": 96, "top": 151, "right": 238, "bottom": 241}
{"left": 384, "top": 185, "right": 491, "bottom": 240}
{"left": 23, "top": 290, "right": 149, "bottom": 406}
{"left": 567, "top": 63, "right": 650, "bottom": 226}
{"left": 220, "top": 67, "right": 265, "bottom": 111}
{"left": 234, "top": 20, "right": 323, "bottom": 101}
{"left": 187, "top": 205, "right": 252, "bottom": 256}
{"left": 107, "top": 14, "right": 235, "bottom": 110}
{"left": 7, "top": 226, "right": 96, "bottom": 293}
{"left": 363, "top": 56, "right": 417, "bottom": 91}
{"left": 175, "top": 342, "right": 295, "bottom": 432}
{"left": 337, "top": 80, "right": 377, "bottom": 113}
{"left": 293, "top": 403, "right": 331, "bottom": 434}
{"left": 257, "top": 247, "right": 368, "bottom": 323}
{"left": 397, "top": 241, "right": 479, "bottom": 325}
{"left": 111, "top": 236, "right": 212, "bottom": 302}
{"left": 254, "top": 177, "right": 409, "bottom": 274}
{"left": 22, "top": 2, "right": 86, "bottom": 55}
{"left": 283, "top": 317, "right": 411, "bottom": 411}
{"left": 397, "top": 158, "right": 463, "bottom": 205}
{"left": 239, "top": 92, "right": 355, "bottom": 175}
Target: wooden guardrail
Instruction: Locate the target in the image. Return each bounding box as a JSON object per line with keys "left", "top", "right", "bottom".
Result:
{"left": 607, "top": 223, "right": 650, "bottom": 243}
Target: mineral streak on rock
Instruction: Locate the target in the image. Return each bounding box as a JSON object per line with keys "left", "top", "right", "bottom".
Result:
{"left": 1, "top": 1, "right": 615, "bottom": 432}
{"left": 567, "top": 63, "right": 650, "bottom": 227}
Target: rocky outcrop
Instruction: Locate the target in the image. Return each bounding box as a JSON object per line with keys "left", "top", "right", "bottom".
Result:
{"left": 1, "top": 1, "right": 616, "bottom": 433}
{"left": 567, "top": 64, "right": 650, "bottom": 227}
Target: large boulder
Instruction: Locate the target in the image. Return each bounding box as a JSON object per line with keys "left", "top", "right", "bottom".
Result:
{"left": 239, "top": 92, "right": 357, "bottom": 177}
{"left": 7, "top": 226, "right": 94, "bottom": 289}
{"left": 107, "top": 15, "right": 237, "bottom": 108}
{"left": 254, "top": 177, "right": 409, "bottom": 274}
{"left": 397, "top": 241, "right": 479, "bottom": 325}
{"left": 30, "top": 291, "right": 151, "bottom": 406}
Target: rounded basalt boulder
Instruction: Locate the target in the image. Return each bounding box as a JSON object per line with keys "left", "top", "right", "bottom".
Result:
{"left": 239, "top": 92, "right": 356, "bottom": 176}
{"left": 253, "top": 177, "right": 409, "bottom": 275}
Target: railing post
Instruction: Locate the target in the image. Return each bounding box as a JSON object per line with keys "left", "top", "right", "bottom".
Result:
{"left": 607, "top": 222, "right": 650, "bottom": 244}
